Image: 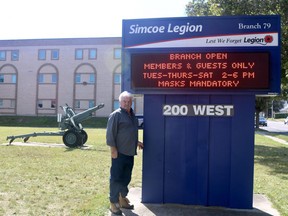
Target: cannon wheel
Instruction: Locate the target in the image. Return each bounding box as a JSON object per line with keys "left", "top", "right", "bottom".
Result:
{"left": 80, "top": 130, "right": 88, "bottom": 145}
{"left": 62, "top": 130, "right": 82, "bottom": 148}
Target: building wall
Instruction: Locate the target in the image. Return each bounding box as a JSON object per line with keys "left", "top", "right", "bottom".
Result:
{"left": 0, "top": 38, "right": 143, "bottom": 117}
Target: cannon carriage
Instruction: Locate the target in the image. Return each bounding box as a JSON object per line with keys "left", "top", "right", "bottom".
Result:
{"left": 6, "top": 103, "right": 104, "bottom": 148}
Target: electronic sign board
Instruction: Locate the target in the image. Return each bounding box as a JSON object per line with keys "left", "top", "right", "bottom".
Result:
{"left": 122, "top": 15, "right": 281, "bottom": 95}
{"left": 131, "top": 52, "right": 269, "bottom": 90}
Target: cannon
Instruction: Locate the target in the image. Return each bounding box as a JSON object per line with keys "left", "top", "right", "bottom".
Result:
{"left": 6, "top": 103, "right": 104, "bottom": 148}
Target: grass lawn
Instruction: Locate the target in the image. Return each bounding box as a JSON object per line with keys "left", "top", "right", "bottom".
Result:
{"left": 0, "top": 126, "right": 143, "bottom": 216}
{"left": 254, "top": 133, "right": 288, "bottom": 216}
{"left": 0, "top": 125, "right": 287, "bottom": 215}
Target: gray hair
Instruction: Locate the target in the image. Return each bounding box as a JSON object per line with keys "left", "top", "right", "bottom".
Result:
{"left": 119, "top": 91, "right": 133, "bottom": 102}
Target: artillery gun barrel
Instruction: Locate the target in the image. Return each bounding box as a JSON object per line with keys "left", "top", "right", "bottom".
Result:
{"left": 71, "top": 103, "right": 105, "bottom": 125}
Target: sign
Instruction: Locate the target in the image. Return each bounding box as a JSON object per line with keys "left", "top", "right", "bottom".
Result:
{"left": 122, "top": 16, "right": 279, "bottom": 48}
{"left": 122, "top": 15, "right": 281, "bottom": 95}
{"left": 131, "top": 52, "right": 269, "bottom": 90}
{"left": 163, "top": 104, "right": 234, "bottom": 116}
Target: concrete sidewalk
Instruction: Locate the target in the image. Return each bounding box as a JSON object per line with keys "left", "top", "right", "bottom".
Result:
{"left": 256, "top": 130, "right": 288, "bottom": 146}
{"left": 108, "top": 188, "right": 280, "bottom": 216}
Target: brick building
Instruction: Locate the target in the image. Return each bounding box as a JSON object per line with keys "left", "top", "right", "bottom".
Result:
{"left": 0, "top": 37, "right": 143, "bottom": 117}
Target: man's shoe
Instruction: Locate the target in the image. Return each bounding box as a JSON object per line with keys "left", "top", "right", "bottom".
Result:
{"left": 109, "top": 203, "right": 122, "bottom": 215}
{"left": 119, "top": 193, "right": 134, "bottom": 209}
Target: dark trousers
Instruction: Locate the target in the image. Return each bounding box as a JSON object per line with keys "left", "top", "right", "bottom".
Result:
{"left": 109, "top": 153, "right": 134, "bottom": 203}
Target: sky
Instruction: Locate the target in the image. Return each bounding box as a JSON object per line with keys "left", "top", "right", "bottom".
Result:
{"left": 1, "top": 0, "right": 189, "bottom": 40}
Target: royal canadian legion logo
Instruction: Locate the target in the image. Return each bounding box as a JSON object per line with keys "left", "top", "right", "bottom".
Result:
{"left": 244, "top": 35, "right": 273, "bottom": 45}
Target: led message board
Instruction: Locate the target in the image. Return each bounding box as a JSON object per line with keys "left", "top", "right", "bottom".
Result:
{"left": 122, "top": 15, "right": 281, "bottom": 94}
{"left": 131, "top": 52, "right": 269, "bottom": 90}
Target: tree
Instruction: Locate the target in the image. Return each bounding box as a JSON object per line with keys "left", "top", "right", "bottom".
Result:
{"left": 255, "top": 97, "right": 267, "bottom": 128}
{"left": 185, "top": 0, "right": 288, "bottom": 120}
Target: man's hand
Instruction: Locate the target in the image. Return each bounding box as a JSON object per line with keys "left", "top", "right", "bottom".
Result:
{"left": 138, "top": 141, "right": 144, "bottom": 150}
{"left": 110, "top": 146, "right": 118, "bottom": 159}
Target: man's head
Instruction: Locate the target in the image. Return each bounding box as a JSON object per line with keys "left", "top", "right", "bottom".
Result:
{"left": 119, "top": 91, "right": 133, "bottom": 112}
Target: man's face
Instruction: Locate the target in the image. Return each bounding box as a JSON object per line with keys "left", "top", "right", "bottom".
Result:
{"left": 120, "top": 96, "right": 132, "bottom": 112}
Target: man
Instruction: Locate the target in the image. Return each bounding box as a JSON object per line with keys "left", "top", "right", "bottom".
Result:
{"left": 106, "top": 91, "right": 144, "bottom": 215}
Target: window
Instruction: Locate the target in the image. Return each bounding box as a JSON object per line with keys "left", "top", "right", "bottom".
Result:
{"left": 0, "top": 99, "right": 16, "bottom": 108}
{"left": 75, "top": 74, "right": 81, "bottom": 83}
{"left": 113, "top": 100, "right": 119, "bottom": 110}
{"left": 0, "top": 74, "right": 4, "bottom": 83}
{"left": 52, "top": 74, "right": 57, "bottom": 83}
{"left": 114, "top": 48, "right": 121, "bottom": 59}
{"left": 38, "top": 74, "right": 44, "bottom": 83}
{"left": 38, "top": 100, "right": 43, "bottom": 108}
{"left": 75, "top": 100, "right": 80, "bottom": 108}
{"left": 89, "top": 74, "right": 95, "bottom": 83}
{"left": 75, "top": 49, "right": 83, "bottom": 59}
{"left": 38, "top": 50, "right": 46, "bottom": 60}
{"left": 0, "top": 51, "right": 6, "bottom": 61}
{"left": 89, "top": 100, "right": 95, "bottom": 108}
{"left": 114, "top": 74, "right": 121, "bottom": 84}
{"left": 51, "top": 100, "right": 56, "bottom": 108}
{"left": 11, "top": 74, "right": 17, "bottom": 83}
{"left": 38, "top": 49, "right": 59, "bottom": 60}
{"left": 10, "top": 100, "right": 15, "bottom": 108}
{"left": 51, "top": 50, "right": 59, "bottom": 60}
{"left": 89, "top": 49, "right": 97, "bottom": 59}
{"left": 11, "top": 50, "right": 19, "bottom": 61}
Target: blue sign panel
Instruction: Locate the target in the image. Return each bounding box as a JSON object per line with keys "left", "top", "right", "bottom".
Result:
{"left": 122, "top": 15, "right": 281, "bottom": 95}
